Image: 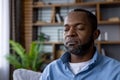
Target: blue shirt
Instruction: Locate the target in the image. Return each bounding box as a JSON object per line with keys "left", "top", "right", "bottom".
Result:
{"left": 40, "top": 49, "right": 120, "bottom": 80}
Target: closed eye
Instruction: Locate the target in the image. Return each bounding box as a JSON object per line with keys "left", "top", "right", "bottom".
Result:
{"left": 64, "top": 24, "right": 70, "bottom": 32}
{"left": 74, "top": 23, "right": 85, "bottom": 30}
{"left": 77, "top": 25, "right": 85, "bottom": 30}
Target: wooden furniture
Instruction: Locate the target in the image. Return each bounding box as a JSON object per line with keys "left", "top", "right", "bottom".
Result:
{"left": 23, "top": 0, "right": 120, "bottom": 61}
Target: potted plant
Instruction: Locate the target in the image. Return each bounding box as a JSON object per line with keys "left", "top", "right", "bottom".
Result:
{"left": 6, "top": 32, "right": 52, "bottom": 71}
{"left": 6, "top": 40, "right": 46, "bottom": 71}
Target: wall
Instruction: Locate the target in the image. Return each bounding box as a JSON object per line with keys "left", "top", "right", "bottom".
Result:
{"left": 0, "top": 0, "right": 10, "bottom": 80}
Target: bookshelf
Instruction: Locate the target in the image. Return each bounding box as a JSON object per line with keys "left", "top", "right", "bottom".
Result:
{"left": 23, "top": 0, "right": 120, "bottom": 61}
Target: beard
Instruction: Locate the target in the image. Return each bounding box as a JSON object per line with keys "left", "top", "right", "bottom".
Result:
{"left": 64, "top": 36, "right": 94, "bottom": 56}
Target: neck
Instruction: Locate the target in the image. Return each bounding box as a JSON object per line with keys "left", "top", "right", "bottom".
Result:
{"left": 70, "top": 46, "right": 95, "bottom": 63}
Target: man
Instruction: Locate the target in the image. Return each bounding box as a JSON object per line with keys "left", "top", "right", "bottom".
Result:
{"left": 40, "top": 8, "right": 120, "bottom": 80}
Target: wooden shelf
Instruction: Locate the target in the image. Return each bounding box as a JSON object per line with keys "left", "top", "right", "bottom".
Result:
{"left": 97, "top": 41, "right": 120, "bottom": 44}
{"left": 33, "top": 20, "right": 120, "bottom": 26}
{"left": 53, "top": 2, "right": 96, "bottom": 7}
{"left": 98, "top": 1, "right": 120, "bottom": 5}
{"left": 24, "top": 0, "right": 120, "bottom": 60}
{"left": 33, "top": 1, "right": 120, "bottom": 8}
{"left": 33, "top": 21, "right": 63, "bottom": 26}
{"left": 33, "top": 3, "right": 53, "bottom": 8}
{"left": 33, "top": 2, "right": 97, "bottom": 8}
{"left": 98, "top": 21, "right": 120, "bottom": 25}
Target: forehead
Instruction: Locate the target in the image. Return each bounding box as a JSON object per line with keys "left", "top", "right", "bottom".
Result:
{"left": 64, "top": 11, "right": 89, "bottom": 25}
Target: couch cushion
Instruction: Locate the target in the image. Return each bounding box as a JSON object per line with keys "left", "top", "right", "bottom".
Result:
{"left": 13, "top": 69, "right": 41, "bottom": 80}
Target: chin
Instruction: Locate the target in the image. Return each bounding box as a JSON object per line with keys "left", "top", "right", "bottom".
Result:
{"left": 65, "top": 45, "right": 89, "bottom": 56}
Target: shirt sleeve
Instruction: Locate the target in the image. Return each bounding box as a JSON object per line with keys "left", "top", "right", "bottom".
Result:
{"left": 40, "top": 74, "right": 50, "bottom": 80}
{"left": 39, "top": 65, "right": 51, "bottom": 80}
{"left": 39, "top": 71, "right": 50, "bottom": 80}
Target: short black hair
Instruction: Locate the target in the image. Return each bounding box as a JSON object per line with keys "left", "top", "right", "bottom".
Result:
{"left": 71, "top": 8, "right": 97, "bottom": 32}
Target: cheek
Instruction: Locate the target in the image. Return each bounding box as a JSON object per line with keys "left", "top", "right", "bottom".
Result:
{"left": 77, "top": 31, "right": 90, "bottom": 43}
{"left": 77, "top": 31, "right": 85, "bottom": 38}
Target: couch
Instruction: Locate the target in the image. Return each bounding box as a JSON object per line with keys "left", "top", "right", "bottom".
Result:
{"left": 13, "top": 69, "right": 41, "bottom": 80}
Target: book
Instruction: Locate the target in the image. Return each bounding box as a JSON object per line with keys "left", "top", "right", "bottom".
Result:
{"left": 55, "top": 13, "right": 63, "bottom": 23}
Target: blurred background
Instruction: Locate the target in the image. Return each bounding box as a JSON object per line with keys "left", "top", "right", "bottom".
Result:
{"left": 1, "top": 0, "right": 120, "bottom": 80}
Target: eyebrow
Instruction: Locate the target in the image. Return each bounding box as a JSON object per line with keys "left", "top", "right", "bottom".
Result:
{"left": 64, "top": 23, "right": 85, "bottom": 27}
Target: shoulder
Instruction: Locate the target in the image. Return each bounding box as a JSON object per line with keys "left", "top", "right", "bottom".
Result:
{"left": 41, "top": 59, "right": 63, "bottom": 73}
{"left": 96, "top": 54, "right": 120, "bottom": 79}
{"left": 105, "top": 57, "right": 120, "bottom": 79}
{"left": 39, "top": 59, "right": 63, "bottom": 80}
{"left": 46, "top": 58, "right": 63, "bottom": 68}
{"left": 100, "top": 54, "right": 120, "bottom": 70}
{"left": 93, "top": 50, "right": 120, "bottom": 68}
{"left": 102, "top": 55, "right": 120, "bottom": 65}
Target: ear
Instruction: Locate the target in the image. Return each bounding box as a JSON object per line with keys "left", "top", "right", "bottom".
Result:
{"left": 93, "top": 29, "right": 100, "bottom": 40}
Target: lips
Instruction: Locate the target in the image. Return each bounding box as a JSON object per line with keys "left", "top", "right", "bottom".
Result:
{"left": 67, "top": 41, "right": 76, "bottom": 44}
{"left": 66, "top": 39, "right": 78, "bottom": 46}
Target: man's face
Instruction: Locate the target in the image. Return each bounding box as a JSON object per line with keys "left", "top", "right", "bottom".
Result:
{"left": 63, "top": 11, "right": 94, "bottom": 56}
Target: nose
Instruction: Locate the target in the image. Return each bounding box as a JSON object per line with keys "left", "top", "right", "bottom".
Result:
{"left": 67, "top": 27, "right": 77, "bottom": 37}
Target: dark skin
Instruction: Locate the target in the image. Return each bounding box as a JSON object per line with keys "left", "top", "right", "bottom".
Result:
{"left": 63, "top": 11, "right": 100, "bottom": 63}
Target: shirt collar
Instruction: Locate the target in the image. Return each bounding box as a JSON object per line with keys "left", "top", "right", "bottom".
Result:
{"left": 89, "top": 49, "right": 100, "bottom": 66}
{"left": 60, "top": 52, "right": 71, "bottom": 63}
{"left": 60, "top": 47, "right": 101, "bottom": 65}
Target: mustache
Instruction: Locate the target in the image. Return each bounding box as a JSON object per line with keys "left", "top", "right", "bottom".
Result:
{"left": 64, "top": 37, "right": 80, "bottom": 44}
